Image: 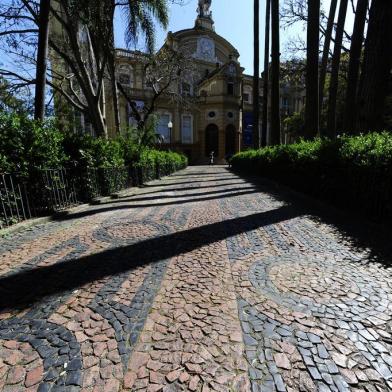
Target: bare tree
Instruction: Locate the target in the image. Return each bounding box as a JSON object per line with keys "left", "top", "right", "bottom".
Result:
{"left": 117, "top": 46, "right": 196, "bottom": 134}
{"left": 281, "top": 0, "right": 351, "bottom": 54}
{"left": 0, "top": 0, "right": 170, "bottom": 137}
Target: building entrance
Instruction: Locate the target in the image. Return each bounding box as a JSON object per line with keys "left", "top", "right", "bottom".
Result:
{"left": 205, "top": 124, "right": 219, "bottom": 157}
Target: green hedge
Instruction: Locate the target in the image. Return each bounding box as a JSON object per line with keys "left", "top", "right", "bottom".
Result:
{"left": 135, "top": 149, "right": 188, "bottom": 183}
{"left": 0, "top": 110, "right": 187, "bottom": 179}
{"left": 231, "top": 132, "right": 392, "bottom": 221}
{"left": 0, "top": 110, "right": 188, "bottom": 227}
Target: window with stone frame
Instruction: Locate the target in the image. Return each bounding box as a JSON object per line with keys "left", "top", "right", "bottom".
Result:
{"left": 157, "top": 113, "right": 171, "bottom": 143}
{"left": 181, "top": 82, "right": 193, "bottom": 97}
{"left": 181, "top": 114, "right": 193, "bottom": 144}
{"left": 243, "top": 86, "right": 253, "bottom": 104}
{"left": 118, "top": 65, "right": 133, "bottom": 87}
{"left": 228, "top": 82, "right": 235, "bottom": 96}
{"left": 74, "top": 110, "right": 94, "bottom": 136}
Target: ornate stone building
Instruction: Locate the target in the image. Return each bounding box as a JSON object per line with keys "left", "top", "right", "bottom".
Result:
{"left": 54, "top": 0, "right": 306, "bottom": 164}
{"left": 106, "top": 1, "right": 248, "bottom": 164}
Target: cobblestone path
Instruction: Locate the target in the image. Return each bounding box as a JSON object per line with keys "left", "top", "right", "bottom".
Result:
{"left": 0, "top": 166, "right": 391, "bottom": 392}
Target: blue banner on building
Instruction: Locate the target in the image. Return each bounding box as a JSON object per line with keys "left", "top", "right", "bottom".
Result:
{"left": 243, "top": 112, "right": 254, "bottom": 147}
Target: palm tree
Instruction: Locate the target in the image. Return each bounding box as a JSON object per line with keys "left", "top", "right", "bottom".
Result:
{"left": 82, "top": 0, "right": 169, "bottom": 135}
{"left": 34, "top": 0, "right": 51, "bottom": 121}
{"left": 326, "top": 0, "right": 348, "bottom": 138}
{"left": 112, "top": 0, "right": 168, "bottom": 133}
{"left": 261, "top": 0, "right": 270, "bottom": 147}
{"left": 304, "top": 0, "right": 320, "bottom": 139}
{"left": 270, "top": 0, "right": 280, "bottom": 145}
{"left": 319, "top": 0, "right": 337, "bottom": 136}
{"left": 122, "top": 0, "right": 169, "bottom": 54}
{"left": 357, "top": 0, "right": 392, "bottom": 132}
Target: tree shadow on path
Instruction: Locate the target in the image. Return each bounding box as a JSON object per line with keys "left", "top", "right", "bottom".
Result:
{"left": 54, "top": 189, "right": 259, "bottom": 221}
{"left": 0, "top": 205, "right": 301, "bottom": 312}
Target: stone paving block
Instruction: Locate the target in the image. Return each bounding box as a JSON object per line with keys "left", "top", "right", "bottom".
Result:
{"left": 0, "top": 166, "right": 390, "bottom": 391}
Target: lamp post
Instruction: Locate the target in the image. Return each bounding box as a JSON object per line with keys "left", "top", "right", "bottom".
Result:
{"left": 168, "top": 121, "right": 173, "bottom": 148}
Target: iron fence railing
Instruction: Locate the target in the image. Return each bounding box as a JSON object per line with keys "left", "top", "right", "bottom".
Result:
{"left": 0, "top": 161, "right": 186, "bottom": 230}
{"left": 42, "top": 168, "right": 78, "bottom": 211}
{"left": 0, "top": 174, "right": 32, "bottom": 229}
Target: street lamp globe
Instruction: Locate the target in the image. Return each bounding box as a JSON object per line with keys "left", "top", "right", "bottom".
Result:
{"left": 168, "top": 121, "right": 173, "bottom": 146}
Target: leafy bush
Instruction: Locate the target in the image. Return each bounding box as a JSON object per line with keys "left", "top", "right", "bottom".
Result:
{"left": 135, "top": 148, "right": 187, "bottom": 182}
{"left": 231, "top": 132, "right": 392, "bottom": 221}
{"left": 0, "top": 110, "right": 188, "bottom": 229}
{"left": 62, "top": 131, "right": 125, "bottom": 169}
{"left": 0, "top": 111, "right": 65, "bottom": 175}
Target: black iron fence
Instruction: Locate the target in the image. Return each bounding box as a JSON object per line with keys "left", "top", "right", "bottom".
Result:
{"left": 0, "top": 162, "right": 183, "bottom": 230}
{"left": 0, "top": 174, "right": 32, "bottom": 228}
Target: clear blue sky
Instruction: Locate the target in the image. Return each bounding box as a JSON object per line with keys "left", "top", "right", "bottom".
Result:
{"left": 114, "top": 1, "right": 355, "bottom": 76}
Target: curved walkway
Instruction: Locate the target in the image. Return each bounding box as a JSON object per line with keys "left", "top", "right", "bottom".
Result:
{"left": 0, "top": 166, "right": 391, "bottom": 392}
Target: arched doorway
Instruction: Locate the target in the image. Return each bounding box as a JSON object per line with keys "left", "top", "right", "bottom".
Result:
{"left": 225, "top": 124, "right": 236, "bottom": 156}
{"left": 205, "top": 124, "right": 219, "bottom": 157}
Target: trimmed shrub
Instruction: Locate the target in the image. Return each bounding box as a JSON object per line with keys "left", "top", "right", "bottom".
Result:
{"left": 134, "top": 149, "right": 188, "bottom": 183}
{"left": 231, "top": 132, "right": 392, "bottom": 221}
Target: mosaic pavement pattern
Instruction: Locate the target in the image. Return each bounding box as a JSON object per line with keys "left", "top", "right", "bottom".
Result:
{"left": 0, "top": 166, "right": 391, "bottom": 392}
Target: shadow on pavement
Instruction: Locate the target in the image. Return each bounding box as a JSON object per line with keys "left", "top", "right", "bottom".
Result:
{"left": 0, "top": 205, "right": 301, "bottom": 312}
{"left": 54, "top": 189, "right": 259, "bottom": 221}
{"left": 143, "top": 177, "right": 240, "bottom": 187}
{"left": 100, "top": 186, "right": 257, "bottom": 205}
{"left": 121, "top": 181, "right": 248, "bottom": 197}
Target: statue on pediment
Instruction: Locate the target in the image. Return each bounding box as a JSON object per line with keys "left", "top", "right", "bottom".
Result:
{"left": 197, "top": 0, "right": 212, "bottom": 18}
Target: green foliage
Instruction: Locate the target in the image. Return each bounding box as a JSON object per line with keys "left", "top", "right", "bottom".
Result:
{"left": 338, "top": 132, "right": 392, "bottom": 167}
{"left": 135, "top": 148, "right": 188, "bottom": 182}
{"left": 0, "top": 110, "right": 65, "bottom": 175}
{"left": 283, "top": 111, "right": 305, "bottom": 138}
{"left": 231, "top": 132, "right": 392, "bottom": 221}
{"left": 62, "top": 132, "right": 125, "bottom": 169}
{"left": 0, "top": 109, "right": 187, "bottom": 178}
{"left": 0, "top": 77, "right": 32, "bottom": 114}
{"left": 0, "top": 110, "right": 188, "bottom": 229}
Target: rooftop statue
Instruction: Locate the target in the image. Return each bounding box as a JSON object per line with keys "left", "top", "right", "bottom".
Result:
{"left": 197, "top": 0, "right": 212, "bottom": 18}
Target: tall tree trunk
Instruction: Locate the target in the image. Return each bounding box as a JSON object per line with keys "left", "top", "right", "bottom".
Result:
{"left": 108, "top": 6, "right": 120, "bottom": 135}
{"left": 88, "top": 98, "right": 107, "bottom": 138}
{"left": 343, "top": 0, "right": 368, "bottom": 134}
{"left": 357, "top": 0, "right": 392, "bottom": 132}
{"left": 261, "top": 0, "right": 270, "bottom": 147}
{"left": 34, "top": 0, "right": 51, "bottom": 121}
{"left": 326, "top": 0, "right": 349, "bottom": 138}
{"left": 304, "top": 0, "right": 320, "bottom": 139}
{"left": 270, "top": 0, "right": 280, "bottom": 145}
{"left": 253, "top": 0, "right": 260, "bottom": 149}
{"left": 319, "top": 0, "right": 338, "bottom": 137}
{"left": 108, "top": 56, "right": 121, "bottom": 134}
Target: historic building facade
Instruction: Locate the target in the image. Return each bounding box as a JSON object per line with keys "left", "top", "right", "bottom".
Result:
{"left": 108, "top": 2, "right": 247, "bottom": 164}
{"left": 52, "top": 0, "right": 306, "bottom": 164}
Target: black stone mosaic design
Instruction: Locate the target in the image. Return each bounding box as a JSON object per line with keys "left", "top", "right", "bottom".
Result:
{"left": 89, "top": 258, "right": 170, "bottom": 368}
{"left": 0, "top": 318, "right": 82, "bottom": 391}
